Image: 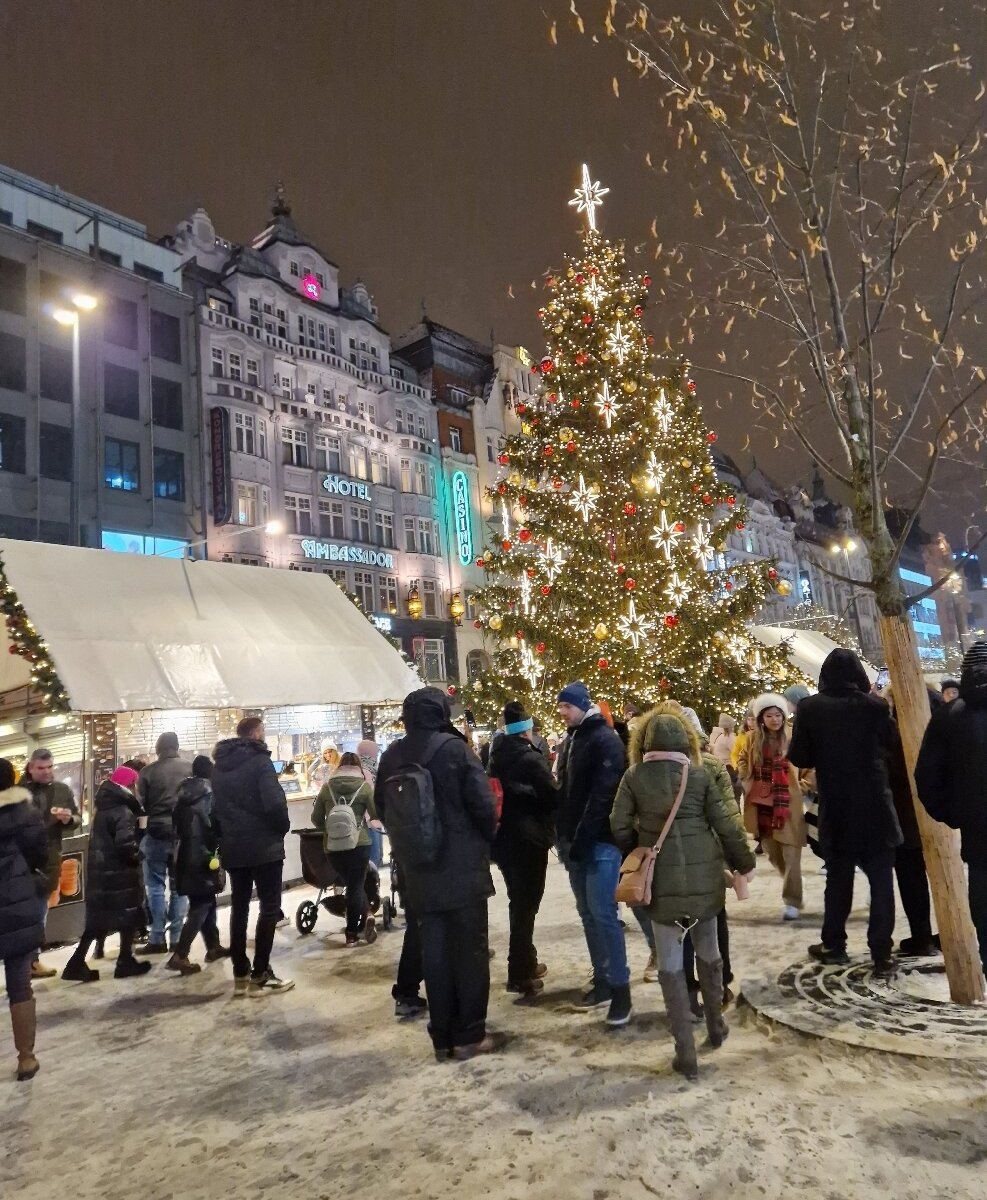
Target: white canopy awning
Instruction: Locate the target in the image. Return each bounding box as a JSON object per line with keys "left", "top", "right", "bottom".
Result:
{"left": 751, "top": 624, "right": 879, "bottom": 686}
{"left": 0, "top": 538, "right": 420, "bottom": 712}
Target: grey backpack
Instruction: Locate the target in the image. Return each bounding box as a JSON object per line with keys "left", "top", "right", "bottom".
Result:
{"left": 325, "top": 792, "right": 361, "bottom": 852}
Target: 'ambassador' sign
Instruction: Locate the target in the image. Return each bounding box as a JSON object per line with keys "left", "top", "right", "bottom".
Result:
{"left": 210, "top": 407, "right": 232, "bottom": 526}
{"left": 300, "top": 540, "right": 394, "bottom": 568}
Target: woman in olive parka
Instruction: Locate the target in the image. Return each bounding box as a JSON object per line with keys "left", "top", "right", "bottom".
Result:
{"left": 611, "top": 705, "right": 755, "bottom": 1080}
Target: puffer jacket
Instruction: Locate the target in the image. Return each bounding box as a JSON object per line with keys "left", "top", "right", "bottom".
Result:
{"left": 211, "top": 737, "right": 290, "bottom": 870}
{"left": 85, "top": 781, "right": 145, "bottom": 935}
{"left": 21, "top": 777, "right": 80, "bottom": 893}
{"left": 311, "top": 767, "right": 377, "bottom": 850}
{"left": 611, "top": 707, "right": 755, "bottom": 926}
{"left": 138, "top": 740, "right": 193, "bottom": 843}
{"left": 488, "top": 732, "right": 558, "bottom": 853}
{"left": 375, "top": 687, "right": 496, "bottom": 913}
{"left": 0, "top": 786, "right": 48, "bottom": 959}
{"left": 173, "top": 777, "right": 223, "bottom": 900}
{"left": 915, "top": 641, "right": 987, "bottom": 868}
{"left": 556, "top": 709, "right": 626, "bottom": 857}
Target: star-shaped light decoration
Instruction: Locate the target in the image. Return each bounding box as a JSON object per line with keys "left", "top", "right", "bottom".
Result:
{"left": 520, "top": 572, "right": 532, "bottom": 616}
{"left": 568, "top": 163, "right": 610, "bottom": 233}
{"left": 501, "top": 499, "right": 512, "bottom": 538}
{"left": 654, "top": 388, "right": 674, "bottom": 435}
{"left": 644, "top": 450, "right": 666, "bottom": 493}
{"left": 693, "top": 521, "right": 717, "bottom": 568}
{"left": 539, "top": 537, "right": 565, "bottom": 582}
{"left": 568, "top": 475, "right": 599, "bottom": 523}
{"left": 583, "top": 276, "right": 606, "bottom": 308}
{"left": 650, "top": 510, "right": 683, "bottom": 561}
{"left": 617, "top": 599, "right": 654, "bottom": 651}
{"left": 520, "top": 641, "right": 544, "bottom": 689}
{"left": 606, "top": 321, "right": 633, "bottom": 365}
{"left": 594, "top": 381, "right": 620, "bottom": 429}
{"left": 665, "top": 572, "right": 691, "bottom": 607}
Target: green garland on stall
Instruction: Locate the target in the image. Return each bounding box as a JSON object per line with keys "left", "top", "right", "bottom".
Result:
{"left": 0, "top": 553, "right": 71, "bottom": 713}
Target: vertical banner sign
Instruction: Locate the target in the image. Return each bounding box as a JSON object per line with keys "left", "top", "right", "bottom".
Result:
{"left": 452, "top": 470, "right": 473, "bottom": 566}
{"left": 210, "top": 406, "right": 232, "bottom": 526}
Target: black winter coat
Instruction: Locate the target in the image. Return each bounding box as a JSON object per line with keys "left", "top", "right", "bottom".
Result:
{"left": 0, "top": 786, "right": 48, "bottom": 960}
{"left": 85, "top": 781, "right": 145, "bottom": 936}
{"left": 22, "top": 777, "right": 80, "bottom": 892}
{"left": 375, "top": 688, "right": 496, "bottom": 914}
{"left": 211, "top": 738, "right": 290, "bottom": 870}
{"left": 488, "top": 733, "right": 558, "bottom": 851}
{"left": 138, "top": 752, "right": 193, "bottom": 843}
{"left": 555, "top": 711, "right": 626, "bottom": 858}
{"left": 788, "top": 649, "right": 902, "bottom": 859}
{"left": 173, "top": 777, "right": 223, "bottom": 900}
{"left": 915, "top": 660, "right": 987, "bottom": 868}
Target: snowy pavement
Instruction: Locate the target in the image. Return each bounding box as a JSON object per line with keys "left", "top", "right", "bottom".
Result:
{"left": 4, "top": 854, "right": 986, "bottom": 1200}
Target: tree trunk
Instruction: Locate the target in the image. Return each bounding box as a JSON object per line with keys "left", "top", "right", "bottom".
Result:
{"left": 878, "top": 612, "right": 985, "bottom": 1003}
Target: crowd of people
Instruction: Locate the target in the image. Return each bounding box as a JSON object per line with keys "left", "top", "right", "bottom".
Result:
{"left": 2, "top": 640, "right": 986, "bottom": 1084}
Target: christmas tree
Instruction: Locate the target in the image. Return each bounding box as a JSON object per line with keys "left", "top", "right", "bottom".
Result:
{"left": 463, "top": 166, "right": 795, "bottom": 728}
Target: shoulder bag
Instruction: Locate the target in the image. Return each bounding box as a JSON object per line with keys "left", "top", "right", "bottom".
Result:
{"left": 615, "top": 751, "right": 690, "bottom": 907}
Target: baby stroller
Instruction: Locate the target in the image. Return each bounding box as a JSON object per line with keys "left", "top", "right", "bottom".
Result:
{"left": 293, "top": 828, "right": 397, "bottom": 935}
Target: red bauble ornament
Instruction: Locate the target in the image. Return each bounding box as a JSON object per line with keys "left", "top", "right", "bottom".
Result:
{"left": 547, "top": 391, "right": 558, "bottom": 402}
{"left": 616, "top": 563, "right": 626, "bottom": 574}
{"left": 634, "top": 304, "right": 644, "bottom": 317}
{"left": 625, "top": 578, "right": 636, "bottom": 590}
{"left": 497, "top": 483, "right": 507, "bottom": 495}
{"left": 659, "top": 676, "right": 670, "bottom": 690}
{"left": 518, "top": 495, "right": 528, "bottom": 507}
{"left": 736, "top": 521, "right": 746, "bottom": 531}
{"left": 447, "top": 685, "right": 457, "bottom": 696}
{"left": 692, "top": 484, "right": 702, "bottom": 494}
{"left": 598, "top": 657, "right": 609, "bottom": 670}
{"left": 552, "top": 477, "right": 563, "bottom": 489}
{"left": 575, "top": 272, "right": 585, "bottom": 283}
{"left": 768, "top": 567, "right": 779, "bottom": 580}
{"left": 675, "top": 521, "right": 686, "bottom": 532}
{"left": 530, "top": 365, "right": 540, "bottom": 375}
{"left": 531, "top": 417, "right": 540, "bottom": 427}
{"left": 536, "top": 642, "right": 546, "bottom": 654}
{"left": 646, "top": 335, "right": 655, "bottom": 346}
{"left": 725, "top": 581, "right": 734, "bottom": 592}
{"left": 498, "top": 453, "right": 510, "bottom": 465}
{"left": 707, "top": 432, "right": 718, "bottom": 443}
{"left": 502, "top": 539, "right": 512, "bottom": 551}
{"left": 516, "top": 402, "right": 527, "bottom": 414}
{"left": 518, "top": 528, "right": 532, "bottom": 543}
{"left": 543, "top": 444, "right": 555, "bottom": 457}
{"left": 537, "top": 308, "right": 546, "bottom": 320}
{"left": 526, "top": 568, "right": 536, "bottom": 578}
{"left": 540, "top": 585, "right": 552, "bottom": 596}
{"left": 702, "top": 494, "right": 713, "bottom": 505}
{"left": 541, "top": 357, "right": 554, "bottom": 374}
{"left": 687, "top": 381, "right": 697, "bottom": 393}
{"left": 570, "top": 397, "right": 582, "bottom": 408}
{"left": 589, "top": 265, "right": 600, "bottom": 276}
{"left": 566, "top": 441, "right": 577, "bottom": 453}
{"left": 642, "top": 274, "right": 652, "bottom": 287}
{"left": 473, "top": 619, "right": 483, "bottom": 629}
{"left": 623, "top": 502, "right": 637, "bottom": 515}
{"left": 7, "top": 645, "right": 18, "bottom": 656}
{"left": 582, "top": 313, "right": 593, "bottom": 325}
{"left": 575, "top": 352, "right": 589, "bottom": 366}
{"left": 664, "top": 614, "right": 679, "bottom": 628}
{"left": 515, "top": 630, "right": 524, "bottom": 639}
{"left": 475, "top": 557, "right": 486, "bottom": 567}
{"left": 727, "top": 495, "right": 737, "bottom": 507}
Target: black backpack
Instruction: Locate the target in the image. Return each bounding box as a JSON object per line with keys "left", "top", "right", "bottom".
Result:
{"left": 381, "top": 734, "right": 457, "bottom": 870}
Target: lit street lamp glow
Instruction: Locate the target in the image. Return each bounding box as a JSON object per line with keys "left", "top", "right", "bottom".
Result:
{"left": 51, "top": 308, "right": 77, "bottom": 327}
{"left": 71, "top": 292, "right": 98, "bottom": 310}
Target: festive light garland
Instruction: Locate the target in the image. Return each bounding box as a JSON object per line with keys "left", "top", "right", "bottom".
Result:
{"left": 0, "top": 553, "right": 71, "bottom": 713}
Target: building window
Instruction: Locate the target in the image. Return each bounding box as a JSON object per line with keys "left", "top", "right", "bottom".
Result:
{"left": 96, "top": 248, "right": 122, "bottom": 267}
{"left": 395, "top": 409, "right": 404, "bottom": 434}
{"left": 418, "top": 518, "right": 435, "bottom": 555}
{"left": 348, "top": 445, "right": 369, "bottom": 480}
{"left": 237, "top": 482, "right": 258, "bottom": 526}
{"left": 103, "top": 362, "right": 141, "bottom": 420}
{"left": 153, "top": 448, "right": 185, "bottom": 501}
{"left": 380, "top": 575, "right": 398, "bottom": 613}
{"left": 412, "top": 637, "right": 446, "bottom": 683}
{"left": 350, "top": 504, "right": 371, "bottom": 543}
{"left": 282, "top": 427, "right": 309, "bottom": 467}
{"left": 374, "top": 511, "right": 394, "bottom": 548}
{"left": 104, "top": 437, "right": 140, "bottom": 491}
{"left": 134, "top": 262, "right": 164, "bottom": 283}
{"left": 228, "top": 352, "right": 242, "bottom": 381}
{"left": 290, "top": 261, "right": 299, "bottom": 277}
{"left": 404, "top": 515, "right": 417, "bottom": 553}
{"left": 234, "top": 412, "right": 263, "bottom": 455}
{"left": 40, "top": 339, "right": 73, "bottom": 403}
{"left": 0, "top": 330, "right": 27, "bottom": 392}
{"left": 353, "top": 570, "right": 374, "bottom": 611}
{"left": 210, "top": 347, "right": 224, "bottom": 377}
{"left": 104, "top": 296, "right": 139, "bottom": 350}
{"left": 449, "top": 426, "right": 462, "bottom": 453}
{"left": 417, "top": 415, "right": 427, "bottom": 440}
{"left": 316, "top": 272, "right": 326, "bottom": 289}
{"left": 486, "top": 438, "right": 495, "bottom": 463}
{"left": 415, "top": 462, "right": 434, "bottom": 497}
{"left": 151, "top": 376, "right": 184, "bottom": 430}
{"left": 284, "top": 494, "right": 312, "bottom": 535}
{"left": 0, "top": 256, "right": 26, "bottom": 316}
{"left": 0, "top": 414, "right": 27, "bottom": 474}
{"left": 370, "top": 451, "right": 389, "bottom": 486}
{"left": 26, "top": 220, "right": 63, "bottom": 244}
{"left": 422, "top": 579, "right": 438, "bottom": 617}
{"left": 246, "top": 358, "right": 259, "bottom": 386}
{"left": 315, "top": 434, "right": 341, "bottom": 472}
{"left": 400, "top": 457, "right": 412, "bottom": 492}
{"left": 319, "top": 499, "right": 345, "bottom": 539}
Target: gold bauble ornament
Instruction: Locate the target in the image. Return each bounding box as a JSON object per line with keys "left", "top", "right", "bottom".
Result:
{"left": 508, "top": 636, "right": 521, "bottom": 649}
{"left": 526, "top": 477, "right": 539, "bottom": 489}
{"left": 559, "top": 427, "right": 575, "bottom": 441}
{"left": 567, "top": 267, "right": 575, "bottom": 278}
{"left": 488, "top": 614, "right": 503, "bottom": 631}
{"left": 776, "top": 579, "right": 793, "bottom": 597}
{"left": 622, "top": 380, "right": 638, "bottom": 394}
{"left": 554, "top": 324, "right": 563, "bottom": 335}
{"left": 562, "top": 309, "right": 571, "bottom": 319}
{"left": 680, "top": 458, "right": 692, "bottom": 469}
{"left": 521, "top": 422, "right": 532, "bottom": 435}
{"left": 622, "top": 292, "right": 631, "bottom": 303}
{"left": 616, "top": 307, "right": 626, "bottom": 318}
{"left": 703, "top": 464, "right": 714, "bottom": 475}
{"left": 508, "top": 471, "right": 522, "bottom": 486}
{"left": 593, "top": 622, "right": 609, "bottom": 641}
{"left": 600, "top": 351, "right": 611, "bottom": 362}
{"left": 483, "top": 550, "right": 493, "bottom": 562}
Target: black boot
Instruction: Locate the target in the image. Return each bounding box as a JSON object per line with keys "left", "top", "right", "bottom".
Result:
{"left": 605, "top": 983, "right": 633, "bottom": 1027}
{"left": 658, "top": 971, "right": 698, "bottom": 1081}
{"left": 61, "top": 957, "right": 99, "bottom": 983}
{"left": 696, "top": 957, "right": 727, "bottom": 1048}
{"left": 115, "top": 957, "right": 152, "bottom": 979}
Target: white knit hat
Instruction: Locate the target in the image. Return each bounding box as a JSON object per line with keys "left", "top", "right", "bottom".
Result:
{"left": 752, "top": 692, "right": 790, "bottom": 720}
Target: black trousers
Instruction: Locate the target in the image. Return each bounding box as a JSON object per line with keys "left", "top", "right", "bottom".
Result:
{"left": 684, "top": 908, "right": 732, "bottom": 989}
{"left": 420, "top": 901, "right": 490, "bottom": 1051}
{"left": 496, "top": 834, "right": 549, "bottom": 985}
{"left": 394, "top": 900, "right": 424, "bottom": 1001}
{"left": 969, "top": 864, "right": 987, "bottom": 972}
{"left": 327, "top": 846, "right": 371, "bottom": 934}
{"left": 821, "top": 847, "right": 896, "bottom": 961}
{"left": 894, "top": 845, "right": 934, "bottom": 944}
{"left": 69, "top": 926, "right": 136, "bottom": 966}
{"left": 175, "top": 898, "right": 220, "bottom": 958}
{"left": 228, "top": 860, "right": 283, "bottom": 979}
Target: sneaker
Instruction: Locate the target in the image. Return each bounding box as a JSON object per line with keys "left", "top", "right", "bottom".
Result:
{"left": 898, "top": 936, "right": 939, "bottom": 957}
{"left": 394, "top": 995, "right": 429, "bottom": 1019}
{"left": 573, "top": 981, "right": 612, "bottom": 1011}
{"left": 364, "top": 916, "right": 378, "bottom": 945}
{"left": 643, "top": 951, "right": 659, "bottom": 983}
{"left": 451, "top": 1032, "right": 507, "bottom": 1061}
{"left": 872, "top": 957, "right": 896, "bottom": 980}
{"left": 782, "top": 905, "right": 801, "bottom": 922}
{"left": 808, "top": 943, "right": 850, "bottom": 966}
{"left": 30, "top": 961, "right": 57, "bottom": 980}
{"left": 114, "top": 958, "right": 152, "bottom": 979}
{"left": 233, "top": 976, "right": 250, "bottom": 999}
{"left": 61, "top": 961, "right": 99, "bottom": 983}
{"left": 605, "top": 984, "right": 633, "bottom": 1027}
{"left": 136, "top": 941, "right": 168, "bottom": 956}
{"left": 204, "top": 945, "right": 231, "bottom": 963}
{"left": 249, "top": 968, "right": 295, "bottom": 996}
{"left": 344, "top": 933, "right": 360, "bottom": 948}
{"left": 165, "top": 954, "right": 201, "bottom": 976}
{"left": 506, "top": 978, "right": 545, "bottom": 996}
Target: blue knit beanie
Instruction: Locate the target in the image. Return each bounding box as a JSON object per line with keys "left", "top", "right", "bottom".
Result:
{"left": 557, "top": 681, "right": 592, "bottom": 711}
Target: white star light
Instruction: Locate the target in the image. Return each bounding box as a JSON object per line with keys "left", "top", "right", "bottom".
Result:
{"left": 644, "top": 451, "right": 666, "bottom": 493}
{"left": 520, "top": 642, "right": 544, "bottom": 689}
{"left": 594, "top": 381, "right": 620, "bottom": 429}
{"left": 606, "top": 321, "right": 633, "bottom": 365}
{"left": 650, "top": 511, "right": 683, "bottom": 561}
{"left": 501, "top": 499, "right": 512, "bottom": 538}
{"left": 654, "top": 388, "right": 674, "bottom": 435}
{"left": 617, "top": 599, "right": 654, "bottom": 651}
{"left": 520, "top": 572, "right": 532, "bottom": 616}
{"left": 665, "top": 572, "right": 691, "bottom": 607}
{"left": 568, "top": 475, "right": 599, "bottom": 523}
{"left": 539, "top": 538, "right": 565, "bottom": 582}
{"left": 693, "top": 521, "right": 717, "bottom": 568}
{"left": 583, "top": 276, "right": 606, "bottom": 308}
{"left": 569, "top": 163, "right": 610, "bottom": 233}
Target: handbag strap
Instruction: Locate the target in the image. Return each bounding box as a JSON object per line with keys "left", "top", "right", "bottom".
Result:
{"left": 643, "top": 751, "right": 691, "bottom": 853}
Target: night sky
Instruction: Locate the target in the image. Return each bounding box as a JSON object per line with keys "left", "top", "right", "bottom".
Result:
{"left": 1, "top": 1, "right": 983, "bottom": 534}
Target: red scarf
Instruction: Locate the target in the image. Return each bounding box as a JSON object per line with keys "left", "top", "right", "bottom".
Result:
{"left": 753, "top": 742, "right": 791, "bottom": 832}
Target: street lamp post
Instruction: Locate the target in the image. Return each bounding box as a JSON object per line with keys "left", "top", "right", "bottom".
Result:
{"left": 830, "top": 538, "right": 866, "bottom": 649}
{"left": 52, "top": 293, "right": 98, "bottom": 546}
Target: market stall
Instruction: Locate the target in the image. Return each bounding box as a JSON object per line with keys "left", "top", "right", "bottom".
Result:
{"left": 750, "top": 624, "right": 879, "bottom": 687}
{"left": 0, "top": 537, "right": 419, "bottom": 941}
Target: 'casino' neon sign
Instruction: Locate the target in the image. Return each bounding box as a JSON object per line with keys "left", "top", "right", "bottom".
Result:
{"left": 452, "top": 470, "right": 473, "bottom": 566}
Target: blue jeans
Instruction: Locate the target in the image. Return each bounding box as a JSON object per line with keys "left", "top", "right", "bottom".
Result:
{"left": 142, "top": 834, "right": 188, "bottom": 945}
{"left": 559, "top": 840, "right": 629, "bottom": 987}
{"left": 367, "top": 826, "right": 384, "bottom": 869}
{"left": 631, "top": 903, "right": 656, "bottom": 952}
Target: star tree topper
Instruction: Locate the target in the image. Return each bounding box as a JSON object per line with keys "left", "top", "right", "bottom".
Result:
{"left": 569, "top": 163, "right": 609, "bottom": 232}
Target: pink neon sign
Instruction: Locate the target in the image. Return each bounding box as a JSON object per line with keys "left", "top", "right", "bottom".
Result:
{"left": 299, "top": 273, "right": 321, "bottom": 301}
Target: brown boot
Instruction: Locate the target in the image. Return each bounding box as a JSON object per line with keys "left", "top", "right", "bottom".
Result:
{"left": 11, "top": 999, "right": 39, "bottom": 1081}
{"left": 451, "top": 1032, "right": 507, "bottom": 1061}
{"left": 165, "top": 953, "right": 201, "bottom": 976}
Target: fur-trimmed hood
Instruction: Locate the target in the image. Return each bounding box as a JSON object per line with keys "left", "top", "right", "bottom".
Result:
{"left": 0, "top": 785, "right": 32, "bottom": 810}
{"left": 628, "top": 703, "right": 701, "bottom": 766}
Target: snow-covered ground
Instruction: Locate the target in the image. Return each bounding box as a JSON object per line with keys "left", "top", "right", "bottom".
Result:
{"left": 4, "top": 853, "right": 986, "bottom": 1200}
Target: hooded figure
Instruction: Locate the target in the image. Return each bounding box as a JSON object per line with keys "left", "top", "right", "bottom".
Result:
{"left": 708, "top": 714, "right": 737, "bottom": 766}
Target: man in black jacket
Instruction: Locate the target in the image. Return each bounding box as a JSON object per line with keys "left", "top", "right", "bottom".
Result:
{"left": 789, "top": 649, "right": 902, "bottom": 975}
{"left": 136, "top": 732, "right": 192, "bottom": 954}
{"left": 488, "top": 700, "right": 558, "bottom": 996}
{"left": 375, "top": 688, "right": 500, "bottom": 1061}
{"left": 555, "top": 681, "right": 631, "bottom": 1026}
{"left": 916, "top": 640, "right": 987, "bottom": 973}
{"left": 212, "top": 716, "right": 293, "bottom": 996}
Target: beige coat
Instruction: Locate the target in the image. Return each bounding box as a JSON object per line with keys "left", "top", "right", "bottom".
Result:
{"left": 736, "top": 739, "right": 807, "bottom": 849}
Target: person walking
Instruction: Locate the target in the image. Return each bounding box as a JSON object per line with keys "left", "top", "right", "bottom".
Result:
{"left": 21, "top": 748, "right": 79, "bottom": 979}
{"left": 738, "top": 693, "right": 806, "bottom": 922}
{"left": 375, "top": 687, "right": 500, "bottom": 1060}
{"left": 0, "top": 757, "right": 48, "bottom": 1081}
{"left": 356, "top": 739, "right": 385, "bottom": 868}
{"left": 555, "top": 681, "right": 632, "bottom": 1027}
{"left": 487, "top": 701, "right": 558, "bottom": 996}
{"left": 211, "top": 717, "right": 293, "bottom": 996}
{"left": 611, "top": 708, "right": 755, "bottom": 1080}
{"left": 136, "top": 733, "right": 192, "bottom": 954}
{"left": 167, "top": 756, "right": 230, "bottom": 975}
{"left": 312, "top": 751, "right": 383, "bottom": 947}
{"left": 708, "top": 715, "right": 737, "bottom": 768}
{"left": 916, "top": 641, "right": 987, "bottom": 972}
{"left": 61, "top": 767, "right": 152, "bottom": 983}
{"left": 788, "top": 649, "right": 902, "bottom": 975}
